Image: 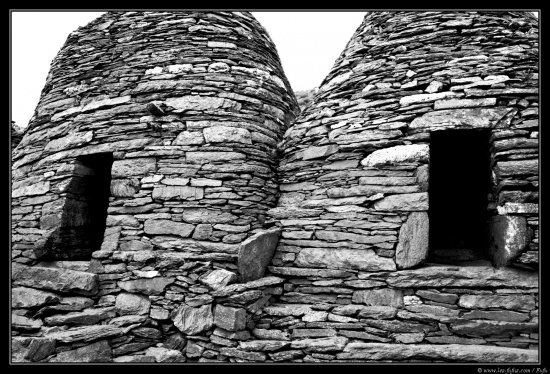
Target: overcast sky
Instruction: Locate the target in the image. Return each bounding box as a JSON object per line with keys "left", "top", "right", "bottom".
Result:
{"left": 10, "top": 11, "right": 367, "bottom": 129}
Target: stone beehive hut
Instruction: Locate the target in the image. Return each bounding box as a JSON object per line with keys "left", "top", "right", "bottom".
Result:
{"left": 11, "top": 11, "right": 539, "bottom": 364}
{"left": 11, "top": 11, "right": 299, "bottom": 363}
{"left": 262, "top": 11, "right": 539, "bottom": 362}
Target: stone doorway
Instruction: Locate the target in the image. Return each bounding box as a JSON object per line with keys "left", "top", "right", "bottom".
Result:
{"left": 428, "top": 129, "right": 491, "bottom": 264}
{"left": 39, "top": 153, "right": 113, "bottom": 260}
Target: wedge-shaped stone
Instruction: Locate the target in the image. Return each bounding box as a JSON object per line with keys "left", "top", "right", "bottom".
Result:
{"left": 296, "top": 248, "right": 396, "bottom": 271}
{"left": 488, "top": 216, "right": 531, "bottom": 267}
{"left": 290, "top": 337, "right": 348, "bottom": 353}
{"left": 373, "top": 192, "right": 428, "bottom": 211}
{"left": 409, "top": 108, "right": 511, "bottom": 130}
{"left": 12, "top": 264, "right": 98, "bottom": 296}
{"left": 171, "top": 303, "right": 213, "bottom": 335}
{"left": 238, "top": 228, "right": 281, "bottom": 282}
{"left": 338, "top": 343, "right": 537, "bottom": 362}
{"left": 361, "top": 144, "right": 429, "bottom": 167}
{"left": 396, "top": 212, "right": 429, "bottom": 269}
{"left": 353, "top": 289, "right": 403, "bottom": 307}
{"left": 12, "top": 287, "right": 60, "bottom": 308}
{"left": 199, "top": 269, "right": 237, "bottom": 290}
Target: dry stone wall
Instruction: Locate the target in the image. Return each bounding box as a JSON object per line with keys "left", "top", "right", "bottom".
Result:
{"left": 11, "top": 11, "right": 299, "bottom": 363}
{"left": 11, "top": 11, "right": 539, "bottom": 364}
{"left": 260, "top": 11, "right": 539, "bottom": 363}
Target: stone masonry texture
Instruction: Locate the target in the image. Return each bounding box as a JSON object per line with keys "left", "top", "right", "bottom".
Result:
{"left": 12, "top": 11, "right": 538, "bottom": 363}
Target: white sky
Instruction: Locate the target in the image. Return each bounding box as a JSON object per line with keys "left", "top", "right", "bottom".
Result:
{"left": 10, "top": 11, "right": 367, "bottom": 129}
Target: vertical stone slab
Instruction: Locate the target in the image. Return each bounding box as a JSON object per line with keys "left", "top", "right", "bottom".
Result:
{"left": 488, "top": 216, "right": 532, "bottom": 267}
{"left": 396, "top": 212, "right": 429, "bottom": 269}
{"left": 237, "top": 228, "right": 281, "bottom": 282}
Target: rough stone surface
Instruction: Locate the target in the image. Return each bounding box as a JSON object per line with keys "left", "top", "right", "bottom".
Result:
{"left": 49, "top": 340, "right": 112, "bottom": 363}
{"left": 12, "top": 287, "right": 60, "bottom": 308}
{"left": 362, "top": 144, "right": 429, "bottom": 166}
{"left": 214, "top": 305, "right": 247, "bottom": 331}
{"left": 171, "top": 303, "right": 213, "bottom": 335}
{"left": 489, "top": 215, "right": 531, "bottom": 267}
{"left": 115, "top": 292, "right": 151, "bottom": 315}
{"left": 339, "top": 343, "right": 537, "bottom": 362}
{"left": 12, "top": 264, "right": 98, "bottom": 296}
{"left": 295, "top": 248, "right": 396, "bottom": 271}
{"left": 395, "top": 212, "right": 429, "bottom": 269}
{"left": 238, "top": 228, "right": 281, "bottom": 282}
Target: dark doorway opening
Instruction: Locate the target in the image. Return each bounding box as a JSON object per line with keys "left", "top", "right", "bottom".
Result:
{"left": 428, "top": 130, "right": 491, "bottom": 264}
{"left": 42, "top": 153, "right": 113, "bottom": 260}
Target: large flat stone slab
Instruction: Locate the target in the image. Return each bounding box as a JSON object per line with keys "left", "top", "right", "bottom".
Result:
{"left": 338, "top": 343, "right": 537, "bottom": 362}
{"left": 488, "top": 216, "right": 532, "bottom": 267}
{"left": 409, "top": 108, "right": 512, "bottom": 130}
{"left": 361, "top": 144, "right": 429, "bottom": 167}
{"left": 396, "top": 212, "right": 429, "bottom": 269}
{"left": 295, "top": 248, "right": 396, "bottom": 272}
{"left": 373, "top": 192, "right": 428, "bottom": 211}
{"left": 382, "top": 263, "right": 538, "bottom": 288}
{"left": 171, "top": 303, "right": 213, "bottom": 335}
{"left": 238, "top": 228, "right": 281, "bottom": 282}
{"left": 12, "top": 264, "right": 98, "bottom": 296}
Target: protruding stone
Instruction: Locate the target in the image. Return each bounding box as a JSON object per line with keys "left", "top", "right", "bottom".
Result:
{"left": 488, "top": 215, "right": 532, "bottom": 267}
{"left": 12, "top": 264, "right": 98, "bottom": 296}
{"left": 238, "top": 228, "right": 281, "bottom": 282}
{"left": 198, "top": 269, "right": 237, "bottom": 290}
{"left": 171, "top": 303, "right": 213, "bottom": 335}
{"left": 361, "top": 144, "right": 429, "bottom": 167}
{"left": 396, "top": 212, "right": 429, "bottom": 269}
{"left": 352, "top": 289, "right": 404, "bottom": 307}
{"left": 50, "top": 340, "right": 111, "bottom": 363}
{"left": 373, "top": 192, "right": 429, "bottom": 211}
{"left": 115, "top": 293, "right": 151, "bottom": 315}
{"left": 117, "top": 277, "right": 174, "bottom": 295}
{"left": 12, "top": 287, "right": 60, "bottom": 308}
{"left": 214, "top": 305, "right": 246, "bottom": 331}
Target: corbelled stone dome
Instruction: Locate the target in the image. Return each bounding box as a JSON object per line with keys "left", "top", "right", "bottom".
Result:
{"left": 12, "top": 11, "right": 299, "bottom": 262}
{"left": 272, "top": 11, "right": 538, "bottom": 272}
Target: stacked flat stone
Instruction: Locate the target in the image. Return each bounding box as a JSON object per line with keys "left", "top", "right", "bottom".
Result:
{"left": 11, "top": 11, "right": 298, "bottom": 362}
{"left": 260, "top": 11, "right": 538, "bottom": 362}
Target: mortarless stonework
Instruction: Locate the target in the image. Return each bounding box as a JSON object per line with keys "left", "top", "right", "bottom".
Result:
{"left": 12, "top": 11, "right": 538, "bottom": 363}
